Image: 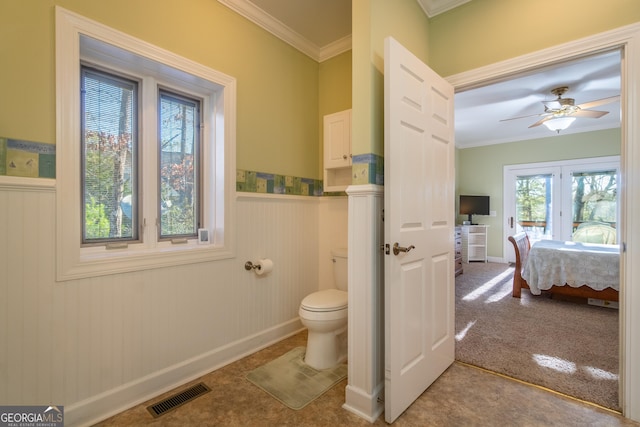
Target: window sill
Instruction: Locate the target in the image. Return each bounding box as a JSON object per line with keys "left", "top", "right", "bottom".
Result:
{"left": 58, "top": 240, "right": 234, "bottom": 281}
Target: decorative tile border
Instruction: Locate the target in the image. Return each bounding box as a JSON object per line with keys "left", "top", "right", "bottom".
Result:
{"left": 235, "top": 154, "right": 383, "bottom": 197}
{"left": 0, "top": 137, "right": 56, "bottom": 179}
{"left": 0, "top": 136, "right": 383, "bottom": 194}
{"left": 352, "top": 153, "right": 384, "bottom": 186}
{"left": 236, "top": 169, "right": 323, "bottom": 196}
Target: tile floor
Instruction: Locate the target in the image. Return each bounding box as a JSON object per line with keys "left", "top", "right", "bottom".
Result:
{"left": 95, "top": 331, "right": 639, "bottom": 426}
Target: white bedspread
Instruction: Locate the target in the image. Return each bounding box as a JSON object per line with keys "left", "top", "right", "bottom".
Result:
{"left": 522, "top": 239, "right": 619, "bottom": 295}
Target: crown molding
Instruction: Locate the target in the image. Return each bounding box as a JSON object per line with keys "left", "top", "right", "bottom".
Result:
{"left": 416, "top": 0, "right": 471, "bottom": 18}
{"left": 318, "top": 34, "right": 352, "bottom": 62}
{"left": 218, "top": 0, "right": 351, "bottom": 62}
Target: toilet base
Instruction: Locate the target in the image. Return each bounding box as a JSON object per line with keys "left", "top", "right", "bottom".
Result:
{"left": 304, "top": 326, "right": 347, "bottom": 370}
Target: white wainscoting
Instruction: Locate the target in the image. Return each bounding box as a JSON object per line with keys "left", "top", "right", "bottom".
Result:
{"left": 318, "top": 196, "right": 348, "bottom": 290}
{"left": 0, "top": 186, "right": 336, "bottom": 426}
{"left": 343, "top": 184, "right": 384, "bottom": 422}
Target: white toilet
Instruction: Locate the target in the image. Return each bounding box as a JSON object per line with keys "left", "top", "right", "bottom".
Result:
{"left": 299, "top": 248, "right": 348, "bottom": 370}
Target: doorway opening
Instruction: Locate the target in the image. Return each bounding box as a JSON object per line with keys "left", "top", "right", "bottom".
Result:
{"left": 453, "top": 47, "right": 623, "bottom": 410}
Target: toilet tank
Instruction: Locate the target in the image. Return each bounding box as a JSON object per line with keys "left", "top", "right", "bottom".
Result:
{"left": 331, "top": 248, "right": 348, "bottom": 291}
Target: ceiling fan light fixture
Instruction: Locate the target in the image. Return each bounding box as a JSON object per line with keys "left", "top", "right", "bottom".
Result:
{"left": 543, "top": 116, "right": 576, "bottom": 133}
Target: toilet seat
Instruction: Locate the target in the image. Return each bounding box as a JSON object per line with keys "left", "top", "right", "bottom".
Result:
{"left": 300, "top": 289, "right": 347, "bottom": 312}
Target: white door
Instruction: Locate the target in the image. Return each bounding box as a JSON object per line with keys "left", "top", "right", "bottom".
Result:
{"left": 384, "top": 37, "right": 455, "bottom": 423}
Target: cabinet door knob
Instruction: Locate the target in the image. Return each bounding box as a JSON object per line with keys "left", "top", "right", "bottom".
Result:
{"left": 343, "top": 154, "right": 347, "bottom": 159}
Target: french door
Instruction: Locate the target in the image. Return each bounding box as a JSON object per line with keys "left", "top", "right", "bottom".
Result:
{"left": 504, "top": 156, "right": 620, "bottom": 263}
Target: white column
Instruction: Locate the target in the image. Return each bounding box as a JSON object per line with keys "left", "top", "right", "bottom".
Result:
{"left": 342, "top": 184, "right": 384, "bottom": 422}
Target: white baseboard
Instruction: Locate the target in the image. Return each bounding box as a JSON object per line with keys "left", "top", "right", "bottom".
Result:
{"left": 342, "top": 383, "right": 384, "bottom": 423}
{"left": 65, "top": 319, "right": 304, "bottom": 427}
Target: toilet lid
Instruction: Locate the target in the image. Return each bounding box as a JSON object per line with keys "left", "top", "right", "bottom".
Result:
{"left": 301, "top": 289, "right": 347, "bottom": 312}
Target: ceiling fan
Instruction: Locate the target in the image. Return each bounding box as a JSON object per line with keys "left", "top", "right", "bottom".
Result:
{"left": 501, "top": 86, "right": 620, "bottom": 132}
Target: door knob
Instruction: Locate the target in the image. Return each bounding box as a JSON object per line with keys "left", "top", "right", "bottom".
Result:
{"left": 393, "top": 243, "right": 415, "bottom": 255}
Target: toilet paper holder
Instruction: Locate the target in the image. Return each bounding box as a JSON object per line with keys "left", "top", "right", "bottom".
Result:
{"left": 244, "top": 261, "right": 261, "bottom": 271}
{"left": 244, "top": 259, "right": 274, "bottom": 275}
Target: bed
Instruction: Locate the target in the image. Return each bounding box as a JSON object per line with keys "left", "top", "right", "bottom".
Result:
{"left": 508, "top": 232, "right": 619, "bottom": 302}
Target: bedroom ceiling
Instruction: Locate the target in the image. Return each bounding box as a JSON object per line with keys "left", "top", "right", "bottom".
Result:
{"left": 455, "top": 50, "right": 621, "bottom": 149}
{"left": 218, "top": 1, "right": 621, "bottom": 148}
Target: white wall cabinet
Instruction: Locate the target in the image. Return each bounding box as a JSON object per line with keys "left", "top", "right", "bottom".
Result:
{"left": 462, "top": 225, "right": 488, "bottom": 263}
{"left": 323, "top": 109, "right": 351, "bottom": 191}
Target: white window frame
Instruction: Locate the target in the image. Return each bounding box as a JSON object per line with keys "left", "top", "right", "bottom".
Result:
{"left": 503, "top": 155, "right": 620, "bottom": 261}
{"left": 560, "top": 160, "right": 620, "bottom": 240}
{"left": 56, "top": 7, "right": 236, "bottom": 281}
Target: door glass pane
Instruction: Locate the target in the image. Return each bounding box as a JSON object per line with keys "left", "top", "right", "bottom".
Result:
{"left": 571, "top": 170, "right": 617, "bottom": 244}
{"left": 515, "top": 174, "right": 553, "bottom": 243}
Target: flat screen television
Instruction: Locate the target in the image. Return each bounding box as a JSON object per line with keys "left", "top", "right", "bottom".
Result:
{"left": 459, "top": 195, "right": 490, "bottom": 225}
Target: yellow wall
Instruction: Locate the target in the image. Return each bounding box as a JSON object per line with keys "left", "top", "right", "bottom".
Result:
{"left": 1, "top": 2, "right": 54, "bottom": 147}
{"left": 429, "top": 0, "right": 640, "bottom": 76}
{"left": 4, "top": 0, "right": 636, "bottom": 181}
{"left": 352, "top": 0, "right": 374, "bottom": 157}
{"left": 319, "top": 51, "right": 352, "bottom": 117}
{"left": 352, "top": 0, "right": 430, "bottom": 156}
{"left": 457, "top": 128, "right": 621, "bottom": 256}
{"left": 458, "top": 131, "right": 621, "bottom": 193}
{"left": 319, "top": 51, "right": 353, "bottom": 178}
{"left": 0, "top": 0, "right": 332, "bottom": 180}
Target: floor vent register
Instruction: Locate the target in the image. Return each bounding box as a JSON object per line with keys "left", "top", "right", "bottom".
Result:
{"left": 147, "top": 382, "right": 211, "bottom": 418}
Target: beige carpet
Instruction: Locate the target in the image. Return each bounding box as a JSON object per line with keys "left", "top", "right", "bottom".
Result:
{"left": 246, "top": 347, "right": 347, "bottom": 410}
{"left": 455, "top": 262, "right": 619, "bottom": 410}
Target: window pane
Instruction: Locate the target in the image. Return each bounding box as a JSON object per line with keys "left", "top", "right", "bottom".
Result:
{"left": 159, "top": 90, "right": 200, "bottom": 238}
{"left": 571, "top": 170, "right": 617, "bottom": 231}
{"left": 81, "top": 67, "right": 138, "bottom": 243}
{"left": 516, "top": 174, "right": 554, "bottom": 242}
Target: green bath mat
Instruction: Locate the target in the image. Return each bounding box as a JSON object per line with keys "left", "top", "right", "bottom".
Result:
{"left": 246, "top": 347, "right": 347, "bottom": 410}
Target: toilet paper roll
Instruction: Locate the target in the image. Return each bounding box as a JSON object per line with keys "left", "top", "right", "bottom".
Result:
{"left": 255, "top": 258, "right": 273, "bottom": 275}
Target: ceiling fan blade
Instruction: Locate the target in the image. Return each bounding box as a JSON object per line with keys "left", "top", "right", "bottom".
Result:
{"left": 573, "top": 109, "right": 610, "bottom": 118}
{"left": 528, "top": 115, "right": 554, "bottom": 128}
{"left": 500, "top": 112, "right": 548, "bottom": 122}
{"left": 543, "top": 100, "right": 562, "bottom": 110}
{"left": 577, "top": 95, "right": 620, "bottom": 110}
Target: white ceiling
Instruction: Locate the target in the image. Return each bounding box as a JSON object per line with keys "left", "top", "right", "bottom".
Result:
{"left": 218, "top": 0, "right": 621, "bottom": 148}
{"left": 455, "top": 50, "right": 621, "bottom": 148}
